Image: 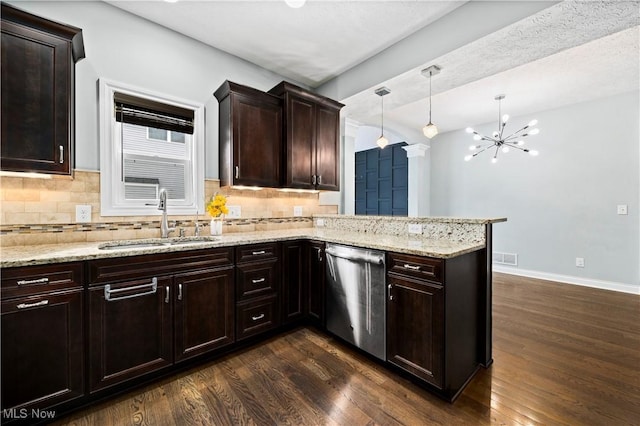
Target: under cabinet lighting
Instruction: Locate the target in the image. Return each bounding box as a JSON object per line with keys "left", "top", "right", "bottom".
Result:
{"left": 0, "top": 171, "right": 52, "bottom": 179}
{"left": 278, "top": 188, "right": 320, "bottom": 194}
{"left": 231, "top": 185, "right": 263, "bottom": 191}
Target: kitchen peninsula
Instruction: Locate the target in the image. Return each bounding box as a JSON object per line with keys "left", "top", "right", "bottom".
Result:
{"left": 1, "top": 215, "right": 505, "bottom": 421}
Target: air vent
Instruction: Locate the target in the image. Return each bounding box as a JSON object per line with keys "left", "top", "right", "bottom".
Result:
{"left": 493, "top": 252, "right": 518, "bottom": 266}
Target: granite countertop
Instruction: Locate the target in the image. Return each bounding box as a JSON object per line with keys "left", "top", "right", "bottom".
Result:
{"left": 0, "top": 228, "right": 486, "bottom": 268}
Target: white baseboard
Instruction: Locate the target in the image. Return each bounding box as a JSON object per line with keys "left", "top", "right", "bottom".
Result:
{"left": 492, "top": 265, "right": 640, "bottom": 295}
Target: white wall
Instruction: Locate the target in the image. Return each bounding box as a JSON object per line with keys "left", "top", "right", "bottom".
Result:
{"left": 9, "top": 1, "right": 290, "bottom": 178}
{"left": 431, "top": 91, "right": 640, "bottom": 292}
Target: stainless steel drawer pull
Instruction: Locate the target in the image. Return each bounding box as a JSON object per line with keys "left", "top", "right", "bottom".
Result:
{"left": 17, "top": 300, "right": 49, "bottom": 309}
{"left": 165, "top": 286, "right": 170, "bottom": 304}
{"left": 252, "top": 250, "right": 266, "bottom": 255}
{"left": 105, "top": 277, "right": 158, "bottom": 302}
{"left": 252, "top": 278, "right": 265, "bottom": 284}
{"left": 317, "top": 175, "right": 322, "bottom": 185}
{"left": 252, "top": 313, "right": 265, "bottom": 321}
{"left": 59, "top": 145, "right": 64, "bottom": 163}
{"left": 235, "top": 165, "right": 239, "bottom": 179}
{"left": 388, "top": 284, "right": 393, "bottom": 301}
{"left": 403, "top": 264, "right": 421, "bottom": 271}
{"left": 178, "top": 284, "right": 183, "bottom": 301}
{"left": 17, "top": 277, "right": 49, "bottom": 285}
{"left": 312, "top": 175, "right": 316, "bottom": 185}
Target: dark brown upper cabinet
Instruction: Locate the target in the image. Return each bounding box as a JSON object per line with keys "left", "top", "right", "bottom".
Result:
{"left": 1, "top": 3, "right": 85, "bottom": 176}
{"left": 214, "top": 81, "right": 282, "bottom": 188}
{"left": 269, "top": 82, "right": 343, "bottom": 191}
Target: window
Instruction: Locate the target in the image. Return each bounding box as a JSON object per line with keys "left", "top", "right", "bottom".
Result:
{"left": 99, "top": 80, "right": 204, "bottom": 216}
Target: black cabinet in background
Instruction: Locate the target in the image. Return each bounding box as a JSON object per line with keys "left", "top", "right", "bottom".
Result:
{"left": 1, "top": 3, "right": 84, "bottom": 175}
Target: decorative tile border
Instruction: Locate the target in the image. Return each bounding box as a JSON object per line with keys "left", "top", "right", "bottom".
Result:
{"left": 0, "top": 217, "right": 313, "bottom": 235}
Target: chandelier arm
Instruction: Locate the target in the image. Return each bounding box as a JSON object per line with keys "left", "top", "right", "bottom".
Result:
{"left": 472, "top": 144, "right": 496, "bottom": 156}
{"left": 504, "top": 143, "right": 528, "bottom": 153}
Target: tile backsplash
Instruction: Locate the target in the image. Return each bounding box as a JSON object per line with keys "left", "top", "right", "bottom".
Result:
{"left": 0, "top": 171, "right": 337, "bottom": 246}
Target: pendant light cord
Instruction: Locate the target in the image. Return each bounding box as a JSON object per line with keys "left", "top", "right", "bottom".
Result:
{"left": 381, "top": 94, "right": 384, "bottom": 135}
{"left": 429, "top": 71, "right": 433, "bottom": 123}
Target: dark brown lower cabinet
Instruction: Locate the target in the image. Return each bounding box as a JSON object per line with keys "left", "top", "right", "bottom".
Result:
{"left": 174, "top": 267, "right": 235, "bottom": 362}
{"left": 88, "top": 276, "right": 173, "bottom": 393}
{"left": 1, "top": 289, "right": 84, "bottom": 412}
{"left": 281, "top": 241, "right": 305, "bottom": 324}
{"left": 306, "top": 240, "right": 325, "bottom": 324}
{"left": 386, "top": 274, "right": 444, "bottom": 388}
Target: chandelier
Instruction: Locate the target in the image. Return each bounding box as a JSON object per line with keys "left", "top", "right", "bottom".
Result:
{"left": 464, "top": 94, "right": 539, "bottom": 163}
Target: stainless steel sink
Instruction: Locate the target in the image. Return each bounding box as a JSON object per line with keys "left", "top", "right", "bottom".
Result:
{"left": 98, "top": 236, "right": 219, "bottom": 250}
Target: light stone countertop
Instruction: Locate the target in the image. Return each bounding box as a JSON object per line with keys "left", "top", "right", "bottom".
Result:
{"left": 0, "top": 228, "right": 486, "bottom": 268}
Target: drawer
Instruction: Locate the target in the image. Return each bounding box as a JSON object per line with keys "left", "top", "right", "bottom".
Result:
{"left": 87, "top": 248, "right": 233, "bottom": 286}
{"left": 236, "top": 259, "right": 278, "bottom": 301}
{"left": 387, "top": 252, "right": 443, "bottom": 284}
{"left": 1, "top": 262, "right": 83, "bottom": 299}
{"left": 236, "top": 243, "right": 278, "bottom": 264}
{"left": 236, "top": 295, "right": 279, "bottom": 341}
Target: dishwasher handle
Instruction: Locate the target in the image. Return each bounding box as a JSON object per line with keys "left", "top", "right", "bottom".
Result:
{"left": 325, "top": 246, "right": 384, "bottom": 265}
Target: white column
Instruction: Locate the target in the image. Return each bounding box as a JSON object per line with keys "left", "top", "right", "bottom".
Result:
{"left": 341, "top": 118, "right": 360, "bottom": 215}
{"left": 402, "top": 143, "right": 430, "bottom": 217}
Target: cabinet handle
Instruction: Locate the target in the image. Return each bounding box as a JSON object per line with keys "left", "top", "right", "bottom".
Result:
{"left": 178, "top": 284, "right": 182, "bottom": 301}
{"left": 311, "top": 175, "right": 316, "bottom": 185}
{"left": 315, "top": 247, "right": 323, "bottom": 262}
{"left": 252, "top": 278, "right": 265, "bottom": 284}
{"left": 165, "top": 286, "right": 170, "bottom": 304}
{"left": 17, "top": 277, "right": 49, "bottom": 286}
{"left": 317, "top": 175, "right": 322, "bottom": 185}
{"left": 105, "top": 278, "right": 158, "bottom": 302}
{"left": 59, "top": 145, "right": 64, "bottom": 164}
{"left": 252, "top": 250, "right": 266, "bottom": 255}
{"left": 252, "top": 313, "right": 265, "bottom": 321}
{"left": 17, "top": 300, "right": 49, "bottom": 309}
{"left": 403, "top": 264, "right": 421, "bottom": 271}
{"left": 235, "top": 165, "right": 239, "bottom": 179}
{"left": 388, "top": 284, "right": 393, "bottom": 301}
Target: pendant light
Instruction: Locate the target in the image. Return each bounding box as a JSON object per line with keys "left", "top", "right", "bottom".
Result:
{"left": 464, "top": 94, "right": 540, "bottom": 163}
{"left": 421, "top": 65, "right": 441, "bottom": 139}
{"left": 374, "top": 87, "right": 390, "bottom": 149}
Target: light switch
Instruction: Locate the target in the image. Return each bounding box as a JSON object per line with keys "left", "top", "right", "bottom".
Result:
{"left": 617, "top": 204, "right": 628, "bottom": 215}
{"left": 227, "top": 205, "right": 241, "bottom": 218}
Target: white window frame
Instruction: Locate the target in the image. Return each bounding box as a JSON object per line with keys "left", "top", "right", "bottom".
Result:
{"left": 99, "top": 79, "right": 205, "bottom": 216}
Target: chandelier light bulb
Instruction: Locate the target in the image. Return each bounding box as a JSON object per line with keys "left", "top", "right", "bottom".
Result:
{"left": 502, "top": 146, "right": 510, "bottom": 153}
{"left": 516, "top": 140, "right": 525, "bottom": 146}
{"left": 469, "top": 145, "right": 477, "bottom": 151}
{"left": 528, "top": 119, "right": 538, "bottom": 127}
{"left": 502, "top": 114, "right": 509, "bottom": 123}
{"left": 465, "top": 127, "right": 474, "bottom": 134}
{"left": 423, "top": 122, "right": 438, "bottom": 139}
{"left": 473, "top": 134, "right": 482, "bottom": 141}
{"left": 464, "top": 155, "right": 473, "bottom": 162}
{"left": 529, "top": 150, "right": 539, "bottom": 156}
{"left": 377, "top": 135, "right": 389, "bottom": 149}
{"left": 491, "top": 157, "right": 498, "bottom": 164}
{"left": 529, "top": 128, "right": 540, "bottom": 135}
{"left": 492, "top": 131, "right": 499, "bottom": 138}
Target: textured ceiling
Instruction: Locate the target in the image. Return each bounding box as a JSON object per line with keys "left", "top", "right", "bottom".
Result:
{"left": 345, "top": 0, "right": 640, "bottom": 140}
{"left": 106, "top": 0, "right": 466, "bottom": 87}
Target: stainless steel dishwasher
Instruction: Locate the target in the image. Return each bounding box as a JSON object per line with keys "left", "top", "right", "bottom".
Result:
{"left": 325, "top": 243, "right": 386, "bottom": 360}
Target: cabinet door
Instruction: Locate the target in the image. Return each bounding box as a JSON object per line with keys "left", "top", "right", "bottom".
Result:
{"left": 88, "top": 276, "right": 172, "bottom": 393}
{"left": 285, "top": 95, "right": 315, "bottom": 188}
{"left": 174, "top": 268, "right": 235, "bottom": 362}
{"left": 306, "top": 241, "right": 325, "bottom": 324}
{"left": 387, "top": 274, "right": 444, "bottom": 388}
{"left": 315, "top": 106, "right": 340, "bottom": 191}
{"left": 1, "top": 289, "right": 84, "bottom": 411}
{"left": 232, "top": 93, "right": 282, "bottom": 187}
{"left": 1, "top": 20, "right": 72, "bottom": 174}
{"left": 281, "top": 241, "right": 305, "bottom": 324}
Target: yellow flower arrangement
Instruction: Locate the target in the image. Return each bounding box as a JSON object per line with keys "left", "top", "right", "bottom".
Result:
{"left": 206, "top": 193, "right": 229, "bottom": 218}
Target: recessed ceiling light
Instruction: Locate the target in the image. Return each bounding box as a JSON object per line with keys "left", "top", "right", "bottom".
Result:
{"left": 285, "top": 0, "right": 306, "bottom": 8}
{"left": 165, "top": 0, "right": 178, "bottom": 3}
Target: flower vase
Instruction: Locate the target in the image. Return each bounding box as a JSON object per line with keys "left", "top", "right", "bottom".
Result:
{"left": 210, "top": 218, "right": 223, "bottom": 236}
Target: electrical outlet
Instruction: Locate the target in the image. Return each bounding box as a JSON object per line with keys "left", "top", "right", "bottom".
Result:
{"left": 617, "top": 204, "right": 628, "bottom": 215}
{"left": 293, "top": 206, "right": 303, "bottom": 217}
{"left": 75, "top": 205, "right": 92, "bottom": 223}
{"left": 408, "top": 224, "right": 422, "bottom": 234}
{"left": 227, "top": 205, "right": 241, "bottom": 218}
{"left": 316, "top": 218, "right": 325, "bottom": 227}
{"left": 576, "top": 257, "right": 585, "bottom": 268}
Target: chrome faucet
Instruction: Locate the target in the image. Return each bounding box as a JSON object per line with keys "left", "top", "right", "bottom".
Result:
{"left": 158, "top": 188, "right": 175, "bottom": 238}
{"left": 194, "top": 211, "right": 201, "bottom": 237}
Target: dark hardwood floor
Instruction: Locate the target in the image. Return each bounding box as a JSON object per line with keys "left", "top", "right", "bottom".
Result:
{"left": 55, "top": 273, "right": 640, "bottom": 425}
